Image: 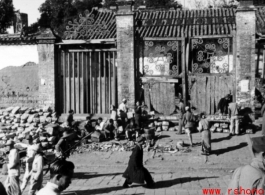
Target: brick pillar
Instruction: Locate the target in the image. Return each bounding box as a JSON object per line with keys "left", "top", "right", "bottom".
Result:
{"left": 116, "top": 0, "right": 135, "bottom": 109}
{"left": 235, "top": 5, "right": 256, "bottom": 119}
{"left": 36, "top": 29, "right": 56, "bottom": 110}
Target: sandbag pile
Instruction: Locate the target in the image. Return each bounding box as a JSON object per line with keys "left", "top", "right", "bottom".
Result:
{"left": 210, "top": 123, "right": 230, "bottom": 133}
{"left": 0, "top": 106, "right": 61, "bottom": 150}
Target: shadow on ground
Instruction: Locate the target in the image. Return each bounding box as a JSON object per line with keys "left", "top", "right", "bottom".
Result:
{"left": 154, "top": 176, "right": 218, "bottom": 188}
{"left": 68, "top": 176, "right": 218, "bottom": 194}
{"left": 211, "top": 135, "right": 232, "bottom": 143}
{"left": 211, "top": 142, "right": 247, "bottom": 156}
{"left": 66, "top": 186, "right": 142, "bottom": 195}
{"left": 74, "top": 172, "right": 122, "bottom": 180}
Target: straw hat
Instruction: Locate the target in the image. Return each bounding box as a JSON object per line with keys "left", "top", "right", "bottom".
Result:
{"left": 122, "top": 98, "right": 127, "bottom": 102}
{"left": 248, "top": 136, "right": 265, "bottom": 154}
{"left": 136, "top": 136, "right": 145, "bottom": 144}
{"left": 185, "top": 106, "right": 190, "bottom": 111}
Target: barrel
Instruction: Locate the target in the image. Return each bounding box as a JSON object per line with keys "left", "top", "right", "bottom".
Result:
{"left": 162, "top": 121, "right": 169, "bottom": 131}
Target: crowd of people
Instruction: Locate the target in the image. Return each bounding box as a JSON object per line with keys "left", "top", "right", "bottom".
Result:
{"left": 1, "top": 95, "right": 265, "bottom": 195}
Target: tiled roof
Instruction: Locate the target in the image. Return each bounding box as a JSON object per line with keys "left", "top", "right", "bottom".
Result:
{"left": 0, "top": 28, "right": 56, "bottom": 45}
{"left": 135, "top": 8, "right": 236, "bottom": 37}
{"left": 0, "top": 34, "right": 37, "bottom": 44}
{"left": 63, "top": 8, "right": 236, "bottom": 40}
{"left": 256, "top": 7, "right": 265, "bottom": 35}
{"left": 63, "top": 9, "right": 116, "bottom": 40}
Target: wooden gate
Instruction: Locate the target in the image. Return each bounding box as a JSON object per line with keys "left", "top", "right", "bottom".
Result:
{"left": 188, "top": 75, "right": 233, "bottom": 114}
{"left": 57, "top": 49, "right": 117, "bottom": 114}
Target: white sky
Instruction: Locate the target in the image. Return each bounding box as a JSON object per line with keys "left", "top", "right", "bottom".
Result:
{"left": 13, "top": 0, "right": 46, "bottom": 25}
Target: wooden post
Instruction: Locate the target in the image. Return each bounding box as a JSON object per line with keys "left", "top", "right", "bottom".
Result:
{"left": 99, "top": 52, "right": 102, "bottom": 114}
{"left": 257, "top": 45, "right": 260, "bottom": 77}
{"left": 182, "top": 38, "right": 187, "bottom": 106}
{"left": 68, "top": 53, "right": 71, "bottom": 112}
{"left": 263, "top": 50, "right": 265, "bottom": 79}
{"left": 232, "top": 30, "right": 237, "bottom": 102}
{"left": 113, "top": 51, "right": 116, "bottom": 107}
{"left": 108, "top": 52, "right": 112, "bottom": 109}
{"left": 89, "top": 52, "right": 92, "bottom": 113}
{"left": 63, "top": 51, "right": 66, "bottom": 113}
{"left": 103, "top": 52, "right": 106, "bottom": 113}
{"left": 76, "top": 52, "right": 80, "bottom": 114}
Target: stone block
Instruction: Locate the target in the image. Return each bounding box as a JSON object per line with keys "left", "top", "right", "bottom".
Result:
{"left": 11, "top": 106, "right": 20, "bottom": 114}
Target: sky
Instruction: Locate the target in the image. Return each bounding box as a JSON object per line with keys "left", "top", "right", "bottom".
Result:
{"left": 13, "top": 0, "right": 46, "bottom": 25}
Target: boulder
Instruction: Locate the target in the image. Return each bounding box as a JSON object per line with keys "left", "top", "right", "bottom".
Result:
{"left": 44, "top": 112, "right": 51, "bottom": 117}
{"left": 5, "top": 107, "right": 14, "bottom": 112}
{"left": 46, "top": 117, "right": 52, "bottom": 123}
{"left": 20, "top": 107, "right": 28, "bottom": 114}
{"left": 11, "top": 106, "right": 20, "bottom": 114}
{"left": 27, "top": 115, "right": 35, "bottom": 123}
{"left": 21, "top": 113, "right": 29, "bottom": 120}
{"left": 43, "top": 106, "right": 51, "bottom": 112}
{"left": 40, "top": 116, "right": 46, "bottom": 123}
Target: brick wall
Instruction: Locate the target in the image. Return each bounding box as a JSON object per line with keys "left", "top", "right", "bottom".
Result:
{"left": 236, "top": 7, "right": 256, "bottom": 118}
{"left": 116, "top": 4, "right": 135, "bottom": 109}
{"left": 37, "top": 44, "right": 56, "bottom": 110}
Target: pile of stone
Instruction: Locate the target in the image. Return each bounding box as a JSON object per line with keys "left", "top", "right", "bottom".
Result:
{"left": 0, "top": 106, "right": 61, "bottom": 151}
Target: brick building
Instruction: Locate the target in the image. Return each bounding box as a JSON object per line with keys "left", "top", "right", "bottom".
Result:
{"left": 0, "top": 0, "right": 265, "bottom": 119}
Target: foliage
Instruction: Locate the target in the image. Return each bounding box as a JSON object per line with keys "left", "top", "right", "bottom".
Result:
{"left": 0, "top": 0, "right": 15, "bottom": 33}
{"left": 38, "top": 0, "right": 103, "bottom": 36}
{"left": 104, "top": 0, "right": 182, "bottom": 9}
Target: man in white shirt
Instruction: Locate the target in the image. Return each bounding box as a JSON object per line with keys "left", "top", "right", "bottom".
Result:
{"left": 29, "top": 144, "right": 44, "bottom": 195}
{"left": 37, "top": 160, "right": 75, "bottom": 195}
{"left": 20, "top": 135, "right": 35, "bottom": 192}
{"left": 118, "top": 99, "right": 128, "bottom": 128}
{"left": 4, "top": 140, "right": 21, "bottom": 195}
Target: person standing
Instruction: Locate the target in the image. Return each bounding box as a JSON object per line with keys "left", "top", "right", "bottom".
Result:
{"left": 225, "top": 136, "right": 265, "bottom": 195}
{"left": 218, "top": 94, "right": 232, "bottom": 115}
{"left": 4, "top": 140, "right": 21, "bottom": 195}
{"left": 37, "top": 160, "right": 75, "bottom": 195}
{"left": 228, "top": 102, "right": 239, "bottom": 136}
{"left": 197, "top": 112, "right": 211, "bottom": 155}
{"left": 182, "top": 107, "right": 196, "bottom": 147}
{"left": 21, "top": 135, "right": 35, "bottom": 192}
{"left": 122, "top": 136, "right": 154, "bottom": 188}
{"left": 29, "top": 144, "right": 44, "bottom": 195}
{"left": 110, "top": 105, "right": 118, "bottom": 130}
{"left": 55, "top": 130, "right": 72, "bottom": 158}
{"left": 66, "top": 110, "right": 74, "bottom": 128}
{"left": 261, "top": 101, "right": 265, "bottom": 136}
{"left": 119, "top": 98, "right": 128, "bottom": 129}
{"left": 135, "top": 101, "right": 142, "bottom": 130}
{"left": 177, "top": 99, "right": 185, "bottom": 135}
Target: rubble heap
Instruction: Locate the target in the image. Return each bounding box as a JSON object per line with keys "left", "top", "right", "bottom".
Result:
{"left": 0, "top": 106, "right": 61, "bottom": 151}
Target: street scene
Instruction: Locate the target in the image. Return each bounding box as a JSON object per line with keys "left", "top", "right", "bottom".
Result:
{"left": 1, "top": 0, "right": 265, "bottom": 195}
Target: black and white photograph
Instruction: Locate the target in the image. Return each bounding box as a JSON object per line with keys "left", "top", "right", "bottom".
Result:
{"left": 0, "top": 0, "right": 265, "bottom": 194}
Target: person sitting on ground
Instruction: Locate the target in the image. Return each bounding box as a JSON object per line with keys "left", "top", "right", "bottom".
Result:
{"left": 4, "top": 140, "right": 21, "bottom": 195}
{"left": 182, "top": 106, "right": 196, "bottom": 147}
{"left": 95, "top": 117, "right": 104, "bottom": 131}
{"left": 125, "top": 119, "right": 139, "bottom": 141}
{"left": 66, "top": 110, "right": 74, "bottom": 128}
{"left": 37, "top": 159, "right": 75, "bottom": 195}
{"left": 101, "top": 119, "right": 119, "bottom": 141}
{"left": 225, "top": 136, "right": 265, "bottom": 195}
{"left": 197, "top": 112, "right": 211, "bottom": 155}
{"left": 77, "top": 116, "right": 93, "bottom": 139}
